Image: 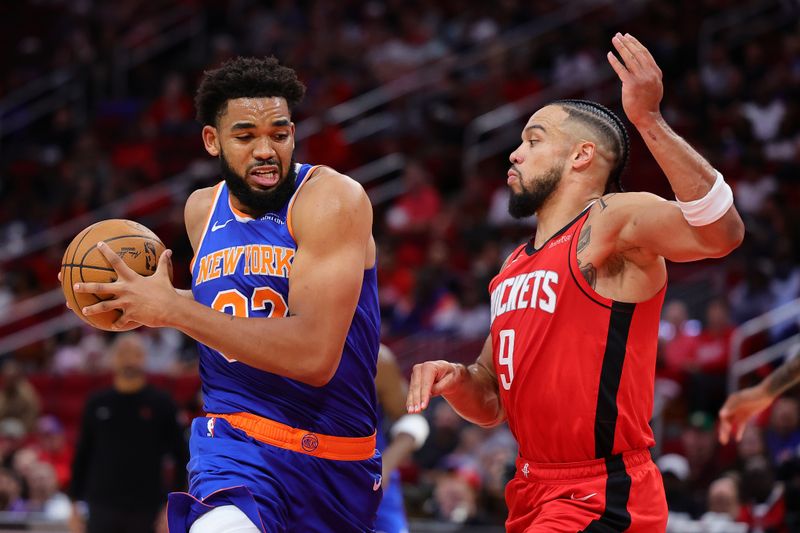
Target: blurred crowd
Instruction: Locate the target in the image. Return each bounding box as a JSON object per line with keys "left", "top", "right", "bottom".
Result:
{"left": 1, "top": 0, "right": 800, "bottom": 530}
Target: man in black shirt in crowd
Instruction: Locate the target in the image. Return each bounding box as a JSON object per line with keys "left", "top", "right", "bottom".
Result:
{"left": 69, "top": 332, "right": 188, "bottom": 533}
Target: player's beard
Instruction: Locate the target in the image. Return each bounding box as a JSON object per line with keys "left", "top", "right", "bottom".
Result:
{"left": 508, "top": 162, "right": 564, "bottom": 219}
{"left": 220, "top": 149, "right": 298, "bottom": 216}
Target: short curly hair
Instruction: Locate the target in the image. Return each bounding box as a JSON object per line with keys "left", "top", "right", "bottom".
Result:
{"left": 195, "top": 56, "right": 306, "bottom": 127}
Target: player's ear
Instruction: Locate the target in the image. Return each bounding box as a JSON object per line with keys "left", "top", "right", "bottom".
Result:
{"left": 572, "top": 141, "right": 595, "bottom": 172}
{"left": 202, "top": 125, "right": 220, "bottom": 157}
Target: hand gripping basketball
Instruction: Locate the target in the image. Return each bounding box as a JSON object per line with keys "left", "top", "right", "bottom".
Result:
{"left": 73, "top": 241, "right": 176, "bottom": 330}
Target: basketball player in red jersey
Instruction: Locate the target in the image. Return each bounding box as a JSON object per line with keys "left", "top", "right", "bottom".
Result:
{"left": 407, "top": 33, "right": 745, "bottom": 532}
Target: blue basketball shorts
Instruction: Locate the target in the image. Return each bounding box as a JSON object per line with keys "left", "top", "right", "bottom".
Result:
{"left": 167, "top": 416, "right": 383, "bottom": 532}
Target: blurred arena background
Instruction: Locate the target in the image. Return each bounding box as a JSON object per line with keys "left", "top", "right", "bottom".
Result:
{"left": 1, "top": 0, "right": 799, "bottom": 531}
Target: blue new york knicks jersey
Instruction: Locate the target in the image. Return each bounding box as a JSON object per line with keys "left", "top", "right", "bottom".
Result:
{"left": 189, "top": 163, "right": 380, "bottom": 437}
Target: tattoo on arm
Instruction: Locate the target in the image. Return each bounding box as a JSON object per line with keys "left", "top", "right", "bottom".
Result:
{"left": 580, "top": 262, "right": 597, "bottom": 289}
{"left": 598, "top": 194, "right": 616, "bottom": 211}
{"left": 766, "top": 356, "right": 800, "bottom": 395}
{"left": 577, "top": 225, "right": 591, "bottom": 254}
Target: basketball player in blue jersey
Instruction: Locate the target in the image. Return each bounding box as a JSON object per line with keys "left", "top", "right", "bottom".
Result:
{"left": 71, "top": 57, "right": 382, "bottom": 532}
{"left": 374, "top": 344, "right": 430, "bottom": 533}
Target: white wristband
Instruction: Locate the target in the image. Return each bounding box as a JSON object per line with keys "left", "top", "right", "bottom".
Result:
{"left": 675, "top": 170, "right": 734, "bottom": 226}
{"left": 390, "top": 414, "right": 430, "bottom": 450}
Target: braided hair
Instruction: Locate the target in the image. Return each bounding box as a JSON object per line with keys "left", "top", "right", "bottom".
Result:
{"left": 551, "top": 99, "right": 630, "bottom": 194}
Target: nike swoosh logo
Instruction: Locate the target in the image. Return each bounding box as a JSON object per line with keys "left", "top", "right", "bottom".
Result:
{"left": 211, "top": 219, "right": 234, "bottom": 232}
{"left": 373, "top": 476, "right": 382, "bottom": 491}
{"left": 570, "top": 492, "right": 597, "bottom": 502}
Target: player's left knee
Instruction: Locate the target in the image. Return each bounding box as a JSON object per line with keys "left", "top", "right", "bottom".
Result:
{"left": 189, "top": 505, "right": 261, "bottom": 533}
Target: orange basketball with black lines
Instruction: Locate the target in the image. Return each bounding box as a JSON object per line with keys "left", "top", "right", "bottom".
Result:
{"left": 61, "top": 219, "right": 169, "bottom": 331}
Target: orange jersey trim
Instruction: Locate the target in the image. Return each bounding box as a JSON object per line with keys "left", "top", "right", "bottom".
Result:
{"left": 228, "top": 197, "right": 253, "bottom": 220}
{"left": 286, "top": 165, "right": 323, "bottom": 242}
{"left": 189, "top": 182, "right": 225, "bottom": 273}
{"left": 208, "top": 412, "right": 376, "bottom": 461}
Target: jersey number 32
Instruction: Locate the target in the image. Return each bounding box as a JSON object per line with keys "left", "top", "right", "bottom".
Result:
{"left": 210, "top": 286, "right": 289, "bottom": 362}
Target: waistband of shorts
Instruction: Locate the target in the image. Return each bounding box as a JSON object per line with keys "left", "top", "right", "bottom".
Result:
{"left": 514, "top": 449, "right": 653, "bottom": 481}
{"left": 206, "top": 412, "right": 376, "bottom": 461}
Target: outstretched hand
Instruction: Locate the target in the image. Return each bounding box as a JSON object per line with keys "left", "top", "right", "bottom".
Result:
{"left": 72, "top": 241, "right": 176, "bottom": 330}
{"left": 718, "top": 385, "right": 774, "bottom": 445}
{"left": 406, "top": 361, "right": 465, "bottom": 414}
{"left": 607, "top": 32, "right": 664, "bottom": 127}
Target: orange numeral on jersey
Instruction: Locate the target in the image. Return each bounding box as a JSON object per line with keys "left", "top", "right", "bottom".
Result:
{"left": 211, "top": 287, "right": 288, "bottom": 319}
{"left": 210, "top": 287, "right": 289, "bottom": 362}
{"left": 498, "top": 329, "right": 515, "bottom": 391}
{"left": 251, "top": 286, "right": 288, "bottom": 318}
{"left": 211, "top": 289, "right": 249, "bottom": 318}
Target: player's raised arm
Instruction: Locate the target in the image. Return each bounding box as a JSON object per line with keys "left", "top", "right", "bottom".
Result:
{"left": 605, "top": 33, "right": 744, "bottom": 262}
{"left": 407, "top": 335, "right": 505, "bottom": 428}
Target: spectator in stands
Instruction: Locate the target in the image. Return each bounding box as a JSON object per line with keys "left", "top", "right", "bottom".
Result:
{"left": 23, "top": 461, "right": 71, "bottom": 520}
{"left": 765, "top": 397, "right": 800, "bottom": 467}
{"left": 141, "top": 328, "right": 183, "bottom": 375}
{"left": 731, "top": 155, "right": 778, "bottom": 217}
{"left": 415, "top": 400, "right": 463, "bottom": 471}
{"left": 51, "top": 328, "right": 107, "bottom": 376}
{"left": 682, "top": 412, "right": 723, "bottom": 513}
{"left": 69, "top": 332, "right": 187, "bottom": 533}
{"left": 769, "top": 238, "right": 800, "bottom": 340}
{"left": 738, "top": 455, "right": 787, "bottom": 532}
{"left": 660, "top": 299, "right": 700, "bottom": 385}
{"left": 0, "top": 269, "right": 14, "bottom": 321}
{"left": 664, "top": 473, "right": 750, "bottom": 532}
{"left": 737, "top": 424, "right": 767, "bottom": 464}
{"left": 451, "top": 280, "right": 491, "bottom": 339}
{"left": 685, "top": 298, "right": 735, "bottom": 413}
{"left": 51, "top": 329, "right": 89, "bottom": 375}
{"left": 699, "top": 43, "right": 742, "bottom": 103}
{"left": 430, "top": 463, "right": 486, "bottom": 526}
{"left": 657, "top": 453, "right": 695, "bottom": 516}
{"left": 0, "top": 419, "right": 27, "bottom": 472}
{"left": 740, "top": 83, "right": 786, "bottom": 143}
{"left": 473, "top": 428, "right": 516, "bottom": 522}
{"left": 10, "top": 447, "right": 38, "bottom": 507}
{"left": 0, "top": 468, "right": 24, "bottom": 512}
{"left": 385, "top": 160, "right": 442, "bottom": 236}
{"left": 705, "top": 474, "right": 742, "bottom": 523}
{"left": 30, "top": 415, "right": 72, "bottom": 490}
{"left": 0, "top": 359, "right": 41, "bottom": 432}
{"left": 728, "top": 260, "right": 777, "bottom": 324}
{"left": 145, "top": 73, "right": 195, "bottom": 135}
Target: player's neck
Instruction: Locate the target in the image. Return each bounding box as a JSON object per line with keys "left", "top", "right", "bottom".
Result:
{"left": 532, "top": 189, "right": 595, "bottom": 248}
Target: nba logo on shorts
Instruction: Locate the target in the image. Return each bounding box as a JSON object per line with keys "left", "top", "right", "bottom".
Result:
{"left": 207, "top": 418, "right": 215, "bottom": 437}
{"left": 521, "top": 463, "right": 530, "bottom": 478}
{"left": 301, "top": 433, "right": 319, "bottom": 452}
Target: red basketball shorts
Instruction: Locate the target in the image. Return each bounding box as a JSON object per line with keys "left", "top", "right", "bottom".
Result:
{"left": 505, "top": 449, "right": 667, "bottom": 532}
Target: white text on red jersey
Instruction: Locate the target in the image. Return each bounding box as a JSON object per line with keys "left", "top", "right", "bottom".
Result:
{"left": 490, "top": 270, "right": 558, "bottom": 323}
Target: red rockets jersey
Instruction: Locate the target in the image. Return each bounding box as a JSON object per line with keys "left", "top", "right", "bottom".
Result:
{"left": 489, "top": 207, "right": 666, "bottom": 463}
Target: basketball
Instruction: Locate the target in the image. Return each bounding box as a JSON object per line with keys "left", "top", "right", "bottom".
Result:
{"left": 60, "top": 219, "right": 169, "bottom": 331}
